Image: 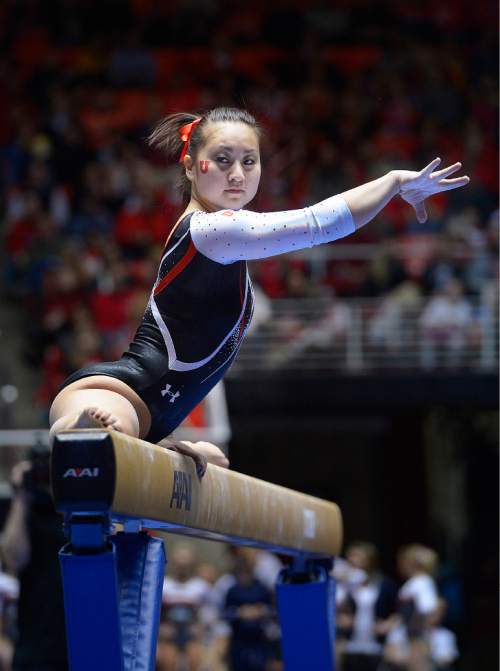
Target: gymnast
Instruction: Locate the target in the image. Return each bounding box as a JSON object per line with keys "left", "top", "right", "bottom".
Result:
{"left": 49, "top": 107, "right": 469, "bottom": 476}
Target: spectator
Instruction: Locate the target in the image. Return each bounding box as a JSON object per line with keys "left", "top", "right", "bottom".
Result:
{"left": 421, "top": 239, "right": 464, "bottom": 295}
{"left": 224, "top": 548, "right": 276, "bottom": 671}
{"left": 383, "top": 544, "right": 442, "bottom": 671}
{"left": 0, "top": 443, "right": 68, "bottom": 671}
{"left": 267, "top": 289, "right": 352, "bottom": 369}
{"left": 367, "top": 281, "right": 422, "bottom": 362}
{"left": 359, "top": 246, "right": 409, "bottom": 298}
{"left": 420, "top": 278, "right": 474, "bottom": 369}
{"left": 337, "top": 541, "right": 398, "bottom": 671}
{"left": 0, "top": 565, "right": 18, "bottom": 670}
{"left": 194, "top": 562, "right": 229, "bottom": 671}
{"left": 209, "top": 547, "right": 282, "bottom": 611}
{"left": 158, "top": 544, "right": 211, "bottom": 671}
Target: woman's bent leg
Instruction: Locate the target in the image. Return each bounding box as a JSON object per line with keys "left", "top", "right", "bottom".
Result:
{"left": 49, "top": 377, "right": 229, "bottom": 476}
{"left": 50, "top": 387, "right": 142, "bottom": 437}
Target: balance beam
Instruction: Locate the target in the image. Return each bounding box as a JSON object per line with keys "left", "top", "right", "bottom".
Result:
{"left": 51, "top": 429, "right": 342, "bottom": 558}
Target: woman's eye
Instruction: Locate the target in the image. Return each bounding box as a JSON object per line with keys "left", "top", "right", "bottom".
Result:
{"left": 216, "top": 156, "right": 229, "bottom": 164}
{"left": 244, "top": 158, "right": 256, "bottom": 166}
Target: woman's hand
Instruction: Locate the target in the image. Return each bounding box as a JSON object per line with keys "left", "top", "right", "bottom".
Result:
{"left": 158, "top": 437, "right": 229, "bottom": 478}
{"left": 396, "top": 157, "right": 470, "bottom": 223}
{"left": 181, "top": 440, "right": 229, "bottom": 470}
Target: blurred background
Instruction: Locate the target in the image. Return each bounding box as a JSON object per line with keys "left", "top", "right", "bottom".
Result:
{"left": 0, "top": 1, "right": 497, "bottom": 670}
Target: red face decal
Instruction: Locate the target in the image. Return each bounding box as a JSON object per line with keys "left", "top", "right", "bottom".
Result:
{"left": 199, "top": 160, "right": 209, "bottom": 173}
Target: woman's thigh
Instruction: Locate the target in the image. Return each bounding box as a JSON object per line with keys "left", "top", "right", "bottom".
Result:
{"left": 50, "top": 377, "right": 151, "bottom": 438}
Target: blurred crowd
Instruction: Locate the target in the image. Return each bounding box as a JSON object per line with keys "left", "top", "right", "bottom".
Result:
{"left": 157, "top": 540, "right": 462, "bottom": 671}
{"left": 0, "top": 0, "right": 498, "bottom": 415}
{"left": 0, "top": 528, "right": 462, "bottom": 671}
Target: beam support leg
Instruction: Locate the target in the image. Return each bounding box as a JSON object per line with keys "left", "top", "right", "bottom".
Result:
{"left": 59, "top": 517, "right": 124, "bottom": 671}
{"left": 59, "top": 516, "right": 166, "bottom": 671}
{"left": 276, "top": 559, "right": 336, "bottom": 671}
{"left": 114, "top": 531, "right": 166, "bottom": 669}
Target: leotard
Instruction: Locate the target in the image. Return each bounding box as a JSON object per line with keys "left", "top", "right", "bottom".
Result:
{"left": 59, "top": 195, "right": 354, "bottom": 442}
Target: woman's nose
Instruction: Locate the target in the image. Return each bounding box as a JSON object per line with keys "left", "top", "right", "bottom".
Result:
{"left": 228, "top": 162, "right": 244, "bottom": 183}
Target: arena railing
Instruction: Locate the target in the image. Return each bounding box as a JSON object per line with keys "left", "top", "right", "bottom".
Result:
{"left": 230, "top": 295, "right": 499, "bottom": 374}
{"left": 0, "top": 296, "right": 496, "bottom": 458}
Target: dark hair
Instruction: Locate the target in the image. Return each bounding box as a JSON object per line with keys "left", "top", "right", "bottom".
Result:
{"left": 148, "top": 107, "right": 261, "bottom": 202}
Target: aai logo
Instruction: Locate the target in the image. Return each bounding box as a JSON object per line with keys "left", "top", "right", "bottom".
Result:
{"left": 63, "top": 468, "right": 100, "bottom": 478}
{"left": 169, "top": 470, "right": 192, "bottom": 511}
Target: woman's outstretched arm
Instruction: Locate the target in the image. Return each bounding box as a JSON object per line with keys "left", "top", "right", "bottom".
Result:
{"left": 190, "top": 158, "right": 469, "bottom": 264}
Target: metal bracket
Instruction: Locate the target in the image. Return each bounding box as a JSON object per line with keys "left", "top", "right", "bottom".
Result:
{"left": 122, "top": 519, "right": 143, "bottom": 533}
{"left": 64, "top": 513, "right": 111, "bottom": 553}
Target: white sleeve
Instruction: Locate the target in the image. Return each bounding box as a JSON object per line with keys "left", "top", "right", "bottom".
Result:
{"left": 190, "top": 195, "right": 355, "bottom": 264}
{"left": 414, "top": 576, "right": 439, "bottom": 614}
{"left": 400, "top": 575, "right": 439, "bottom": 615}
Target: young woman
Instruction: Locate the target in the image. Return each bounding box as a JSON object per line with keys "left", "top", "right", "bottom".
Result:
{"left": 338, "top": 542, "right": 398, "bottom": 671}
{"left": 49, "top": 107, "right": 469, "bottom": 475}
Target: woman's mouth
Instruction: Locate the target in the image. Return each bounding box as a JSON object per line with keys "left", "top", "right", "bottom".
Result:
{"left": 226, "top": 188, "right": 244, "bottom": 193}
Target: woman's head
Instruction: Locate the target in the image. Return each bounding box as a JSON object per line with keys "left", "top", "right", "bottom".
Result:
{"left": 148, "top": 107, "right": 262, "bottom": 211}
{"left": 345, "top": 541, "right": 380, "bottom": 576}
{"left": 397, "top": 544, "right": 439, "bottom": 578}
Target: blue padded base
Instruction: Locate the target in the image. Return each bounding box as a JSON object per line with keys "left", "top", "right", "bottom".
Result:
{"left": 60, "top": 542, "right": 124, "bottom": 671}
{"left": 115, "top": 532, "right": 166, "bottom": 671}
{"left": 276, "top": 566, "right": 336, "bottom": 671}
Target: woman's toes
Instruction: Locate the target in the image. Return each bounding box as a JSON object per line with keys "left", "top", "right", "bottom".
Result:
{"left": 109, "top": 419, "right": 123, "bottom": 432}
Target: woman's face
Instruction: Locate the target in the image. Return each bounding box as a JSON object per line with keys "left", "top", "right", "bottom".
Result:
{"left": 185, "top": 121, "right": 261, "bottom": 211}
{"left": 346, "top": 547, "right": 371, "bottom": 572}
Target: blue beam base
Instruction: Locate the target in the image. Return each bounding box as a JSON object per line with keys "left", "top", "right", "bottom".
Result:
{"left": 60, "top": 531, "right": 165, "bottom": 671}
{"left": 60, "top": 541, "right": 124, "bottom": 671}
{"left": 114, "top": 532, "right": 166, "bottom": 670}
{"left": 276, "top": 561, "right": 336, "bottom": 671}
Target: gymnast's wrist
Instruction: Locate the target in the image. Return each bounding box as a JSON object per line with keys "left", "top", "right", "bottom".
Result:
{"left": 388, "top": 170, "right": 402, "bottom": 195}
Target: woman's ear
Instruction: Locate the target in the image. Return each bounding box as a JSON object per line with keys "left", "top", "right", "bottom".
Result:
{"left": 184, "top": 155, "right": 194, "bottom": 183}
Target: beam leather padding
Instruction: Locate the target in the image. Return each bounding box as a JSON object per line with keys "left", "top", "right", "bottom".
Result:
{"left": 52, "top": 429, "right": 342, "bottom": 557}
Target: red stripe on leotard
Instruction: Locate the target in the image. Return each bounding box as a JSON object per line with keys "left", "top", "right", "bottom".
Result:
{"left": 153, "top": 241, "right": 197, "bottom": 296}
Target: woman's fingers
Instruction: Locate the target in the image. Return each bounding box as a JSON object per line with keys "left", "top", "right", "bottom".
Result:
{"left": 413, "top": 201, "right": 428, "bottom": 223}
{"left": 195, "top": 454, "right": 208, "bottom": 479}
{"left": 407, "top": 173, "right": 470, "bottom": 197}
{"left": 436, "top": 175, "right": 470, "bottom": 191}
{"left": 430, "top": 162, "right": 462, "bottom": 179}
{"left": 421, "top": 157, "right": 441, "bottom": 176}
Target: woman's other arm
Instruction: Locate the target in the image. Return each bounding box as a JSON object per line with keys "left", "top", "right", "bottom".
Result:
{"left": 190, "top": 158, "right": 469, "bottom": 264}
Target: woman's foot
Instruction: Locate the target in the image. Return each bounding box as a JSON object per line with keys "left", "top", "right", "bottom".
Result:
{"left": 70, "top": 407, "right": 124, "bottom": 432}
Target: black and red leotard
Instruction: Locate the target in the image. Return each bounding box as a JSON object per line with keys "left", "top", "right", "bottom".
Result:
{"left": 60, "top": 195, "right": 354, "bottom": 442}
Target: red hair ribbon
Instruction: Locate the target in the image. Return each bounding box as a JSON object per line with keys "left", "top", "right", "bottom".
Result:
{"left": 179, "top": 117, "right": 202, "bottom": 162}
